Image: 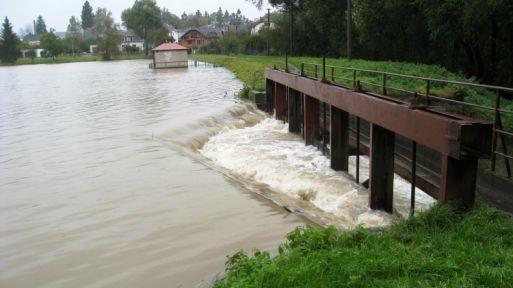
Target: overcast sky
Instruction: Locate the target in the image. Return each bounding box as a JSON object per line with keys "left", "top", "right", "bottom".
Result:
{"left": 0, "top": 0, "right": 273, "bottom": 33}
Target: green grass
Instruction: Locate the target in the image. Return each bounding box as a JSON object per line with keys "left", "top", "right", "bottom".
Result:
{"left": 190, "top": 54, "right": 513, "bottom": 130}
{"left": 1, "top": 54, "right": 147, "bottom": 66}
{"left": 215, "top": 203, "right": 513, "bottom": 287}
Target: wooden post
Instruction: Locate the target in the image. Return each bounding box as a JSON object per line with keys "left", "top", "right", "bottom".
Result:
{"left": 330, "top": 106, "right": 349, "bottom": 171}
{"left": 304, "top": 95, "right": 320, "bottom": 146}
{"left": 369, "top": 124, "right": 395, "bottom": 213}
{"left": 275, "top": 83, "right": 287, "bottom": 120}
{"left": 266, "top": 79, "right": 275, "bottom": 113}
{"left": 288, "top": 89, "right": 301, "bottom": 134}
{"left": 439, "top": 155, "right": 477, "bottom": 207}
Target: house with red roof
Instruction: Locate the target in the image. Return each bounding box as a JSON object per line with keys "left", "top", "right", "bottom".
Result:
{"left": 151, "top": 43, "right": 189, "bottom": 69}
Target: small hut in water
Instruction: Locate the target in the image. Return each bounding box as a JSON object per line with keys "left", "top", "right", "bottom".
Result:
{"left": 151, "top": 43, "right": 189, "bottom": 69}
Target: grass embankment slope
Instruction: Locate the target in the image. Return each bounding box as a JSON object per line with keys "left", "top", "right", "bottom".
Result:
{"left": 215, "top": 203, "right": 513, "bottom": 287}
{"left": 191, "top": 54, "right": 513, "bottom": 287}
{"left": 1, "top": 54, "right": 146, "bottom": 66}
{"left": 190, "top": 54, "right": 513, "bottom": 130}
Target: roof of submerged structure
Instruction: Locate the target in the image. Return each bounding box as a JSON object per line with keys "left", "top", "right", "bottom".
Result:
{"left": 152, "top": 43, "right": 189, "bottom": 51}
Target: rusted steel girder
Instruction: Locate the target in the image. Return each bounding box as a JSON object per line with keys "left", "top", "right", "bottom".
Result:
{"left": 266, "top": 79, "right": 275, "bottom": 113}
{"left": 439, "top": 155, "right": 478, "bottom": 206}
{"left": 288, "top": 88, "right": 302, "bottom": 134}
{"left": 304, "top": 95, "right": 320, "bottom": 146}
{"left": 331, "top": 106, "right": 350, "bottom": 171}
{"left": 369, "top": 124, "right": 395, "bottom": 212}
{"left": 265, "top": 69, "right": 492, "bottom": 160}
{"left": 275, "top": 83, "right": 288, "bottom": 121}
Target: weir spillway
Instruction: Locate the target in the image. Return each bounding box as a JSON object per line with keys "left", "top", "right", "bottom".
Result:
{"left": 264, "top": 67, "right": 493, "bottom": 213}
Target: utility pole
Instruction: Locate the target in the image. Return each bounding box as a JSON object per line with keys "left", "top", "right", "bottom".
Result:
{"left": 267, "top": 8, "right": 271, "bottom": 56}
{"left": 347, "top": 0, "right": 352, "bottom": 61}
{"left": 289, "top": 0, "right": 294, "bottom": 56}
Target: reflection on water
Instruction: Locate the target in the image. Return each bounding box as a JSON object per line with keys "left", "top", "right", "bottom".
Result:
{"left": 0, "top": 61, "right": 310, "bottom": 288}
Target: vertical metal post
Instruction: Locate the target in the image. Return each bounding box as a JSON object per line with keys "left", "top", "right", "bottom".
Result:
{"left": 322, "top": 55, "right": 327, "bottom": 82}
{"left": 301, "top": 63, "right": 305, "bottom": 76}
{"left": 410, "top": 141, "right": 417, "bottom": 216}
{"left": 491, "top": 89, "right": 499, "bottom": 171}
{"left": 369, "top": 124, "right": 395, "bottom": 213}
{"left": 285, "top": 53, "right": 289, "bottom": 73}
{"left": 426, "top": 80, "right": 431, "bottom": 106}
{"left": 323, "top": 102, "right": 327, "bottom": 154}
{"left": 440, "top": 155, "right": 478, "bottom": 207}
{"left": 304, "top": 95, "right": 320, "bottom": 146}
{"left": 330, "top": 106, "right": 349, "bottom": 171}
{"left": 498, "top": 114, "right": 512, "bottom": 177}
{"left": 347, "top": 0, "right": 352, "bottom": 61}
{"left": 331, "top": 67, "right": 335, "bottom": 82}
{"left": 275, "top": 83, "right": 288, "bottom": 120}
{"left": 289, "top": 0, "right": 294, "bottom": 57}
{"left": 353, "top": 70, "right": 357, "bottom": 90}
{"left": 382, "top": 74, "right": 388, "bottom": 95}
{"left": 356, "top": 116, "right": 360, "bottom": 183}
{"left": 315, "top": 65, "right": 318, "bottom": 79}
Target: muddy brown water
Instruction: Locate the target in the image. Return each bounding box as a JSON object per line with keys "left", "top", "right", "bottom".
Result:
{"left": 0, "top": 61, "right": 311, "bottom": 287}
{"left": 0, "top": 60, "right": 435, "bottom": 288}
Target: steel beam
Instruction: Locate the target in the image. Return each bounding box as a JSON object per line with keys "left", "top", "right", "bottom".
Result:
{"left": 288, "top": 88, "right": 301, "bottom": 134}
{"left": 266, "top": 79, "right": 275, "bottom": 113}
{"left": 330, "top": 106, "right": 349, "bottom": 171}
{"left": 439, "top": 155, "right": 478, "bottom": 207}
{"left": 265, "top": 69, "right": 492, "bottom": 159}
{"left": 275, "top": 83, "right": 287, "bottom": 121}
{"left": 369, "top": 124, "right": 395, "bottom": 213}
{"left": 304, "top": 95, "right": 320, "bottom": 146}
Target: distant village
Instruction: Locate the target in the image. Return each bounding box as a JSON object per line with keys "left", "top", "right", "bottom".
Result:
{"left": 14, "top": 0, "right": 275, "bottom": 59}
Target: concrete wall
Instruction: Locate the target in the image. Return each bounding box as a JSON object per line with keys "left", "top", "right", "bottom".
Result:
{"left": 154, "top": 50, "right": 188, "bottom": 68}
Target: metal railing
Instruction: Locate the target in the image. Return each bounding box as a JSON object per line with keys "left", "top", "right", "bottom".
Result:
{"left": 283, "top": 59, "right": 513, "bottom": 178}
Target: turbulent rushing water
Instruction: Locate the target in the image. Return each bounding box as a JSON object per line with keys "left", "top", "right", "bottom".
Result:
{"left": 0, "top": 60, "right": 434, "bottom": 288}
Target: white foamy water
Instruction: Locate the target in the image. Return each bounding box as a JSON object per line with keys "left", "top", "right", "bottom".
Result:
{"left": 200, "top": 118, "right": 436, "bottom": 229}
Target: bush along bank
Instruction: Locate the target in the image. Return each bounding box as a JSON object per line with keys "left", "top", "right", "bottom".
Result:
{"left": 214, "top": 202, "right": 513, "bottom": 288}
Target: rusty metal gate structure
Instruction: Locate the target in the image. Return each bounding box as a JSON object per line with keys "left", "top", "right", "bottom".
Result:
{"left": 264, "top": 61, "right": 501, "bottom": 213}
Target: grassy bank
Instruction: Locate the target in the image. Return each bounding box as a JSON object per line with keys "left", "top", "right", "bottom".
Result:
{"left": 1, "top": 54, "right": 146, "bottom": 66}
{"left": 190, "top": 54, "right": 513, "bottom": 130}
{"left": 190, "top": 54, "right": 471, "bottom": 92}
{"left": 215, "top": 203, "right": 513, "bottom": 287}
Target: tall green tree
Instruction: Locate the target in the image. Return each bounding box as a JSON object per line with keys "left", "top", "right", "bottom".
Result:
{"left": 41, "top": 29, "right": 63, "bottom": 58}
{"left": 66, "top": 16, "right": 83, "bottom": 55}
{"left": 93, "top": 8, "right": 121, "bottom": 60}
{"left": 122, "top": 0, "right": 165, "bottom": 57}
{"left": 35, "top": 15, "right": 47, "bottom": 35}
{"left": 0, "top": 17, "right": 21, "bottom": 63}
{"left": 161, "top": 8, "right": 183, "bottom": 28}
{"left": 81, "top": 1, "right": 94, "bottom": 30}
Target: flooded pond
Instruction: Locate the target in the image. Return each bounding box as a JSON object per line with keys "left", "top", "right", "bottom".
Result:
{"left": 0, "top": 60, "right": 311, "bottom": 287}
{"left": 0, "top": 60, "right": 434, "bottom": 287}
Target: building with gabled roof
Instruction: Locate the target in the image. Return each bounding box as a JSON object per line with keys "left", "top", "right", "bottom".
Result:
{"left": 178, "top": 28, "right": 222, "bottom": 50}
{"left": 151, "top": 43, "right": 189, "bottom": 69}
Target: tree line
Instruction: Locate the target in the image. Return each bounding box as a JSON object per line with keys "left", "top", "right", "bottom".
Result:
{"left": 230, "top": 0, "right": 513, "bottom": 87}
{"left": 0, "top": 0, "right": 253, "bottom": 63}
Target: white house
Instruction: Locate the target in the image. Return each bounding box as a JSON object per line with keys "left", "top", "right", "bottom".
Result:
{"left": 251, "top": 16, "right": 276, "bottom": 35}
{"left": 120, "top": 30, "right": 145, "bottom": 52}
